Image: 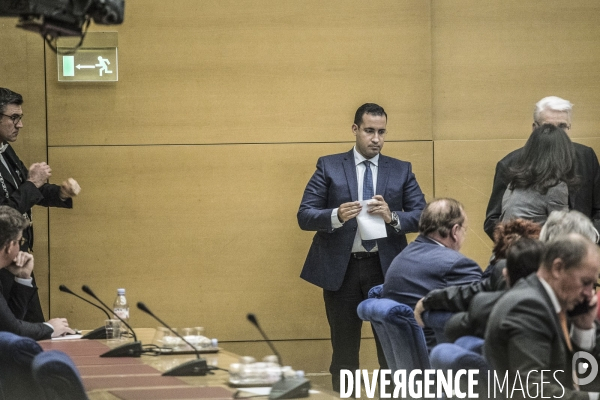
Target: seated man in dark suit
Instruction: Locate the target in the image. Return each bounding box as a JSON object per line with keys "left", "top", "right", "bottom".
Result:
{"left": 444, "top": 237, "right": 544, "bottom": 341}
{"left": 381, "top": 198, "right": 481, "bottom": 346}
{"left": 486, "top": 233, "right": 600, "bottom": 399}
{"left": 0, "top": 205, "right": 74, "bottom": 339}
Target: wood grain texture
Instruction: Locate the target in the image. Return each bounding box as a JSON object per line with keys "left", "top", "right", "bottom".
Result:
{"left": 432, "top": 0, "right": 600, "bottom": 140}
{"left": 44, "top": 0, "right": 432, "bottom": 146}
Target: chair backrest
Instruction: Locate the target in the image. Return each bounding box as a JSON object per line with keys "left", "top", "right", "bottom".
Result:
{"left": 454, "top": 335, "right": 485, "bottom": 355}
{"left": 421, "top": 310, "right": 454, "bottom": 347}
{"left": 430, "top": 343, "right": 490, "bottom": 396}
{"left": 31, "top": 350, "right": 88, "bottom": 400}
{"left": 358, "top": 296, "right": 431, "bottom": 372}
{"left": 0, "top": 331, "right": 45, "bottom": 400}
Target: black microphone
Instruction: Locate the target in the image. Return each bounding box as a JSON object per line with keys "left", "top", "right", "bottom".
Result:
{"left": 81, "top": 285, "right": 142, "bottom": 357}
{"left": 247, "top": 313, "right": 284, "bottom": 366}
{"left": 246, "top": 313, "right": 310, "bottom": 399}
{"left": 137, "top": 301, "right": 212, "bottom": 376}
{"left": 59, "top": 284, "right": 108, "bottom": 339}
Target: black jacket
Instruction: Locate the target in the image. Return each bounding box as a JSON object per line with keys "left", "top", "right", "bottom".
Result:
{"left": 484, "top": 142, "right": 600, "bottom": 240}
{"left": 422, "top": 259, "right": 506, "bottom": 312}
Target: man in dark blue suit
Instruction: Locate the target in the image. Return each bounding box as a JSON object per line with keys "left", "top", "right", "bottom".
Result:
{"left": 297, "top": 103, "right": 426, "bottom": 391}
{"left": 381, "top": 198, "right": 482, "bottom": 346}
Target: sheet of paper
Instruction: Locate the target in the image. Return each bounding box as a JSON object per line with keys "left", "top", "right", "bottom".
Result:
{"left": 52, "top": 334, "right": 83, "bottom": 341}
{"left": 237, "top": 387, "right": 320, "bottom": 396}
{"left": 356, "top": 200, "right": 388, "bottom": 240}
{"left": 238, "top": 387, "right": 271, "bottom": 396}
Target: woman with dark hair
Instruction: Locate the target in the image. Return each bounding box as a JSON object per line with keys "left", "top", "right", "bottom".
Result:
{"left": 500, "top": 123, "right": 579, "bottom": 224}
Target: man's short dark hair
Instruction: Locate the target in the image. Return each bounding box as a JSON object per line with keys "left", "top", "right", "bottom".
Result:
{"left": 0, "top": 88, "right": 23, "bottom": 114}
{"left": 541, "top": 233, "right": 593, "bottom": 272}
{"left": 354, "top": 103, "right": 387, "bottom": 126}
{"left": 0, "top": 206, "right": 28, "bottom": 248}
{"left": 505, "top": 238, "right": 544, "bottom": 285}
{"left": 419, "top": 198, "right": 465, "bottom": 238}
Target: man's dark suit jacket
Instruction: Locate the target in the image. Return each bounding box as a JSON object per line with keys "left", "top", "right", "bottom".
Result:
{"left": 381, "top": 235, "right": 482, "bottom": 310}
{"left": 485, "top": 274, "right": 599, "bottom": 400}
{"left": 298, "top": 149, "right": 425, "bottom": 291}
{"left": 0, "top": 278, "right": 52, "bottom": 340}
{"left": 484, "top": 142, "right": 600, "bottom": 239}
{"left": 0, "top": 144, "right": 73, "bottom": 322}
{"left": 0, "top": 144, "right": 72, "bottom": 251}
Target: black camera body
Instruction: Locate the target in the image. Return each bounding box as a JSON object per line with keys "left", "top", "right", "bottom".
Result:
{"left": 0, "top": 0, "right": 124, "bottom": 38}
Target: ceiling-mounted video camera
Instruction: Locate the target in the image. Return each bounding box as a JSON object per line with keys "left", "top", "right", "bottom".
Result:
{"left": 0, "top": 0, "right": 124, "bottom": 40}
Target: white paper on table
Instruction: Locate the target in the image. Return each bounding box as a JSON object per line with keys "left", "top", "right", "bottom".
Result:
{"left": 236, "top": 387, "right": 321, "bottom": 396}
{"left": 356, "top": 200, "right": 388, "bottom": 240}
{"left": 51, "top": 334, "right": 83, "bottom": 341}
{"left": 237, "top": 387, "right": 271, "bottom": 396}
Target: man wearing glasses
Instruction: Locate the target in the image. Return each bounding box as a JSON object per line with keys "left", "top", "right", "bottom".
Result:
{"left": 484, "top": 96, "right": 600, "bottom": 240}
{"left": 0, "top": 87, "right": 81, "bottom": 322}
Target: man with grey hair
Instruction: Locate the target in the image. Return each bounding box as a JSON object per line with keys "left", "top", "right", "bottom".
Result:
{"left": 486, "top": 233, "right": 600, "bottom": 399}
{"left": 540, "top": 209, "right": 600, "bottom": 243}
{"left": 484, "top": 96, "right": 600, "bottom": 239}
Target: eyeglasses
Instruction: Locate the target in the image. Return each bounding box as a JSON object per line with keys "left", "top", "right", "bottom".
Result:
{"left": 534, "top": 121, "right": 571, "bottom": 131}
{"left": 1, "top": 113, "right": 23, "bottom": 125}
{"left": 14, "top": 237, "right": 27, "bottom": 246}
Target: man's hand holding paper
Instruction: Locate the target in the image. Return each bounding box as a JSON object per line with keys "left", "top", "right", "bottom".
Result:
{"left": 357, "top": 195, "right": 389, "bottom": 240}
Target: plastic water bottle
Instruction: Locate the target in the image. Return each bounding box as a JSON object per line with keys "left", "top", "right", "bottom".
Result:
{"left": 113, "top": 288, "right": 129, "bottom": 336}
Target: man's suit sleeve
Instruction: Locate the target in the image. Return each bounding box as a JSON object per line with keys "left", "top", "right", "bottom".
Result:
{"left": 394, "top": 162, "right": 425, "bottom": 234}
{"left": 501, "top": 298, "right": 587, "bottom": 400}
{"left": 0, "top": 179, "right": 43, "bottom": 214}
{"left": 0, "top": 291, "right": 52, "bottom": 340}
{"left": 0, "top": 151, "right": 71, "bottom": 212}
{"left": 422, "top": 276, "right": 495, "bottom": 312}
{"left": 8, "top": 282, "right": 37, "bottom": 320}
{"left": 297, "top": 157, "right": 336, "bottom": 233}
{"left": 38, "top": 183, "right": 73, "bottom": 209}
{"left": 484, "top": 161, "right": 508, "bottom": 240}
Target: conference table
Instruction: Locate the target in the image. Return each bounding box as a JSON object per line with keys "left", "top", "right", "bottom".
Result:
{"left": 38, "top": 328, "right": 338, "bottom": 400}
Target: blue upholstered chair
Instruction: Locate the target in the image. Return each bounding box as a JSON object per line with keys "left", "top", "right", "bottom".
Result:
{"left": 0, "top": 331, "right": 45, "bottom": 400}
{"left": 454, "top": 335, "right": 485, "bottom": 355}
{"left": 430, "top": 343, "right": 490, "bottom": 397}
{"left": 421, "top": 310, "right": 454, "bottom": 346}
{"left": 357, "top": 285, "right": 430, "bottom": 372}
{"left": 31, "top": 350, "right": 88, "bottom": 400}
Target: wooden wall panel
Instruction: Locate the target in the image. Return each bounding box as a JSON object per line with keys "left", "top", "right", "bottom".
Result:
{"left": 44, "top": 0, "right": 432, "bottom": 146}
{"left": 48, "top": 141, "right": 433, "bottom": 338}
{"left": 432, "top": 0, "right": 600, "bottom": 140}
{"left": 0, "top": 22, "right": 50, "bottom": 315}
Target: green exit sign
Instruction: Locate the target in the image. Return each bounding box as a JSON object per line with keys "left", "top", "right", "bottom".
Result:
{"left": 57, "top": 32, "right": 118, "bottom": 82}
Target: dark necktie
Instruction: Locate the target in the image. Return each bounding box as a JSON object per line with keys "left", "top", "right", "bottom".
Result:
{"left": 362, "top": 160, "right": 376, "bottom": 252}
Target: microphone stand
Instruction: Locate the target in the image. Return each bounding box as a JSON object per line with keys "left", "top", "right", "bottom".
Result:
{"left": 246, "top": 313, "right": 310, "bottom": 399}
{"left": 58, "top": 284, "right": 108, "bottom": 339}
{"left": 137, "top": 302, "right": 211, "bottom": 376}
{"left": 81, "top": 285, "right": 143, "bottom": 357}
